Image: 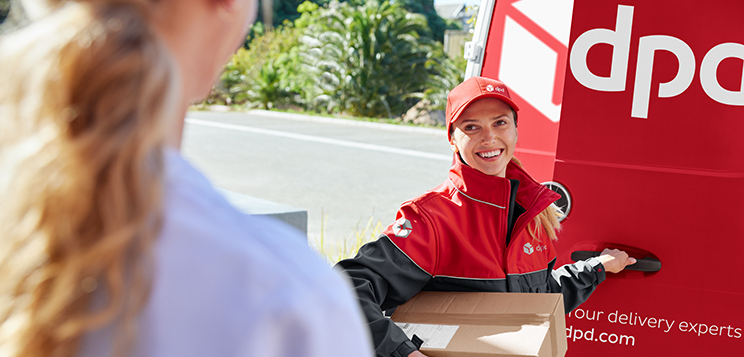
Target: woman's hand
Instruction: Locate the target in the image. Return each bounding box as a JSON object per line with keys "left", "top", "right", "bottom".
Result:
{"left": 596, "top": 248, "right": 637, "bottom": 273}
{"left": 408, "top": 351, "right": 429, "bottom": 357}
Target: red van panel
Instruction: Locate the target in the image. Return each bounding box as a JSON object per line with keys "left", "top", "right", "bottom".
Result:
{"left": 478, "top": 0, "right": 573, "bottom": 182}
{"left": 554, "top": 0, "right": 744, "bottom": 355}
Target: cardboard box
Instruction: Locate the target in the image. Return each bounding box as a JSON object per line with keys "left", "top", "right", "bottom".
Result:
{"left": 391, "top": 292, "right": 567, "bottom": 357}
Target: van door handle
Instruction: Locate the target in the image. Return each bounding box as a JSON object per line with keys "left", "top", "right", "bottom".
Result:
{"left": 571, "top": 250, "right": 662, "bottom": 272}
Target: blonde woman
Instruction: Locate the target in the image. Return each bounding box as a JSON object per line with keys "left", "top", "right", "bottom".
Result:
{"left": 337, "top": 77, "right": 635, "bottom": 357}
{"left": 0, "top": 0, "right": 373, "bottom": 356}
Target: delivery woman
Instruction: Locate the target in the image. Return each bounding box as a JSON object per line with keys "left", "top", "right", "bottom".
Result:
{"left": 337, "top": 76, "right": 636, "bottom": 357}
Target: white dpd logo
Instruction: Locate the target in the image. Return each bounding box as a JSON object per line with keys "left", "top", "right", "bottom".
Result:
{"left": 523, "top": 242, "right": 534, "bottom": 255}
{"left": 569, "top": 5, "right": 744, "bottom": 119}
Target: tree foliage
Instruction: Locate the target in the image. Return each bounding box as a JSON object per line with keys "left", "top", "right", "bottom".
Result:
{"left": 0, "top": 0, "right": 10, "bottom": 25}
{"left": 211, "top": 0, "right": 464, "bottom": 119}
{"left": 269, "top": 0, "right": 451, "bottom": 42}
{"left": 300, "top": 0, "right": 457, "bottom": 117}
{"left": 394, "top": 0, "right": 454, "bottom": 42}
{"left": 210, "top": 20, "right": 308, "bottom": 108}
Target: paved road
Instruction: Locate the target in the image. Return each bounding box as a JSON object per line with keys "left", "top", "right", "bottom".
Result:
{"left": 182, "top": 110, "right": 453, "bottom": 256}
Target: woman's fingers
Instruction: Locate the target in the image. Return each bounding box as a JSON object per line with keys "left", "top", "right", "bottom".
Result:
{"left": 597, "top": 248, "right": 636, "bottom": 273}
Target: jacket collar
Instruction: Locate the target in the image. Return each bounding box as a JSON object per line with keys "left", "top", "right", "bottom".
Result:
{"left": 447, "top": 158, "right": 560, "bottom": 214}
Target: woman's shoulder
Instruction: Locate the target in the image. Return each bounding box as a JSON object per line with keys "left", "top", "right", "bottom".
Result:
{"left": 139, "top": 152, "right": 368, "bottom": 355}
{"left": 159, "top": 149, "right": 336, "bottom": 290}
{"left": 403, "top": 179, "right": 455, "bottom": 208}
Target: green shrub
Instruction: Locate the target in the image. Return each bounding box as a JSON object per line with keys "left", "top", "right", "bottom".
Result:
{"left": 218, "top": 20, "right": 309, "bottom": 109}
{"left": 299, "top": 0, "right": 460, "bottom": 117}
{"left": 208, "top": 0, "right": 462, "bottom": 116}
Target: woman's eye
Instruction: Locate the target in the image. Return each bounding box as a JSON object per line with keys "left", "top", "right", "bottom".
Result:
{"left": 464, "top": 125, "right": 478, "bottom": 131}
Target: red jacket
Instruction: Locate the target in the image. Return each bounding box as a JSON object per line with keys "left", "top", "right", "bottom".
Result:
{"left": 338, "top": 159, "right": 606, "bottom": 357}
{"left": 387, "top": 159, "right": 561, "bottom": 283}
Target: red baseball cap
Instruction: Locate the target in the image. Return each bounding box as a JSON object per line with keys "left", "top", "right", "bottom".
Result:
{"left": 446, "top": 76, "right": 519, "bottom": 140}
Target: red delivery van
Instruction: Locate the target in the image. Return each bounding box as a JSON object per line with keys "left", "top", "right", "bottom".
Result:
{"left": 464, "top": 0, "right": 744, "bottom": 355}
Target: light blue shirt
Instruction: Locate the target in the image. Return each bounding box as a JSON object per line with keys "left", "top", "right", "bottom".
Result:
{"left": 81, "top": 149, "right": 373, "bottom": 356}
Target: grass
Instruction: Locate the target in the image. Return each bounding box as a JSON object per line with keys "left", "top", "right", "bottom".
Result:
{"left": 313, "top": 211, "right": 384, "bottom": 265}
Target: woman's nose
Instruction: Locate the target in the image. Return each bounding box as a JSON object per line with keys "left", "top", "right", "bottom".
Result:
{"left": 482, "top": 127, "right": 497, "bottom": 143}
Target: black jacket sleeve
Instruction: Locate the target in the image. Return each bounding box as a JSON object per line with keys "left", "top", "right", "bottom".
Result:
{"left": 548, "top": 257, "right": 606, "bottom": 313}
{"left": 335, "top": 235, "right": 432, "bottom": 357}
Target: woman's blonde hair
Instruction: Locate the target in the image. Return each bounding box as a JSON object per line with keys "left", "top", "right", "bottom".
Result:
{"left": 510, "top": 157, "right": 562, "bottom": 241}
{"left": 0, "top": 0, "right": 179, "bottom": 356}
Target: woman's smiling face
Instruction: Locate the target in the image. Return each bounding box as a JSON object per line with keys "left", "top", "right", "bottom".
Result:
{"left": 449, "top": 97, "right": 517, "bottom": 177}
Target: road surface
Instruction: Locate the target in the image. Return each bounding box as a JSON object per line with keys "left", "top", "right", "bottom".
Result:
{"left": 182, "top": 110, "right": 452, "bottom": 259}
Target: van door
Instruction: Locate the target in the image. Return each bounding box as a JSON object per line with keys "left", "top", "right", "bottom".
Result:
{"left": 464, "top": 0, "right": 574, "bottom": 182}
{"left": 467, "top": 0, "right": 744, "bottom": 355}
{"left": 553, "top": 0, "right": 744, "bottom": 355}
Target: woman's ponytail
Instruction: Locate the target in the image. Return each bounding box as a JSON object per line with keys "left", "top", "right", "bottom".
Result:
{"left": 0, "top": 1, "right": 179, "bottom": 356}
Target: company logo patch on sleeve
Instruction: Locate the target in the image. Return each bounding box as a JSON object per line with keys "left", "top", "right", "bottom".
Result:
{"left": 392, "top": 218, "right": 413, "bottom": 238}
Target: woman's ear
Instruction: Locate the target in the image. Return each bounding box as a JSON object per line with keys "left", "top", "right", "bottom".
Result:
{"left": 449, "top": 137, "right": 459, "bottom": 154}
{"left": 218, "top": 0, "right": 239, "bottom": 11}
{"left": 215, "top": 0, "right": 257, "bottom": 27}
{"left": 215, "top": 0, "right": 244, "bottom": 21}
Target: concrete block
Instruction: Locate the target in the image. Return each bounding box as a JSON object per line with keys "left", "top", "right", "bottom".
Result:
{"left": 218, "top": 189, "right": 308, "bottom": 235}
